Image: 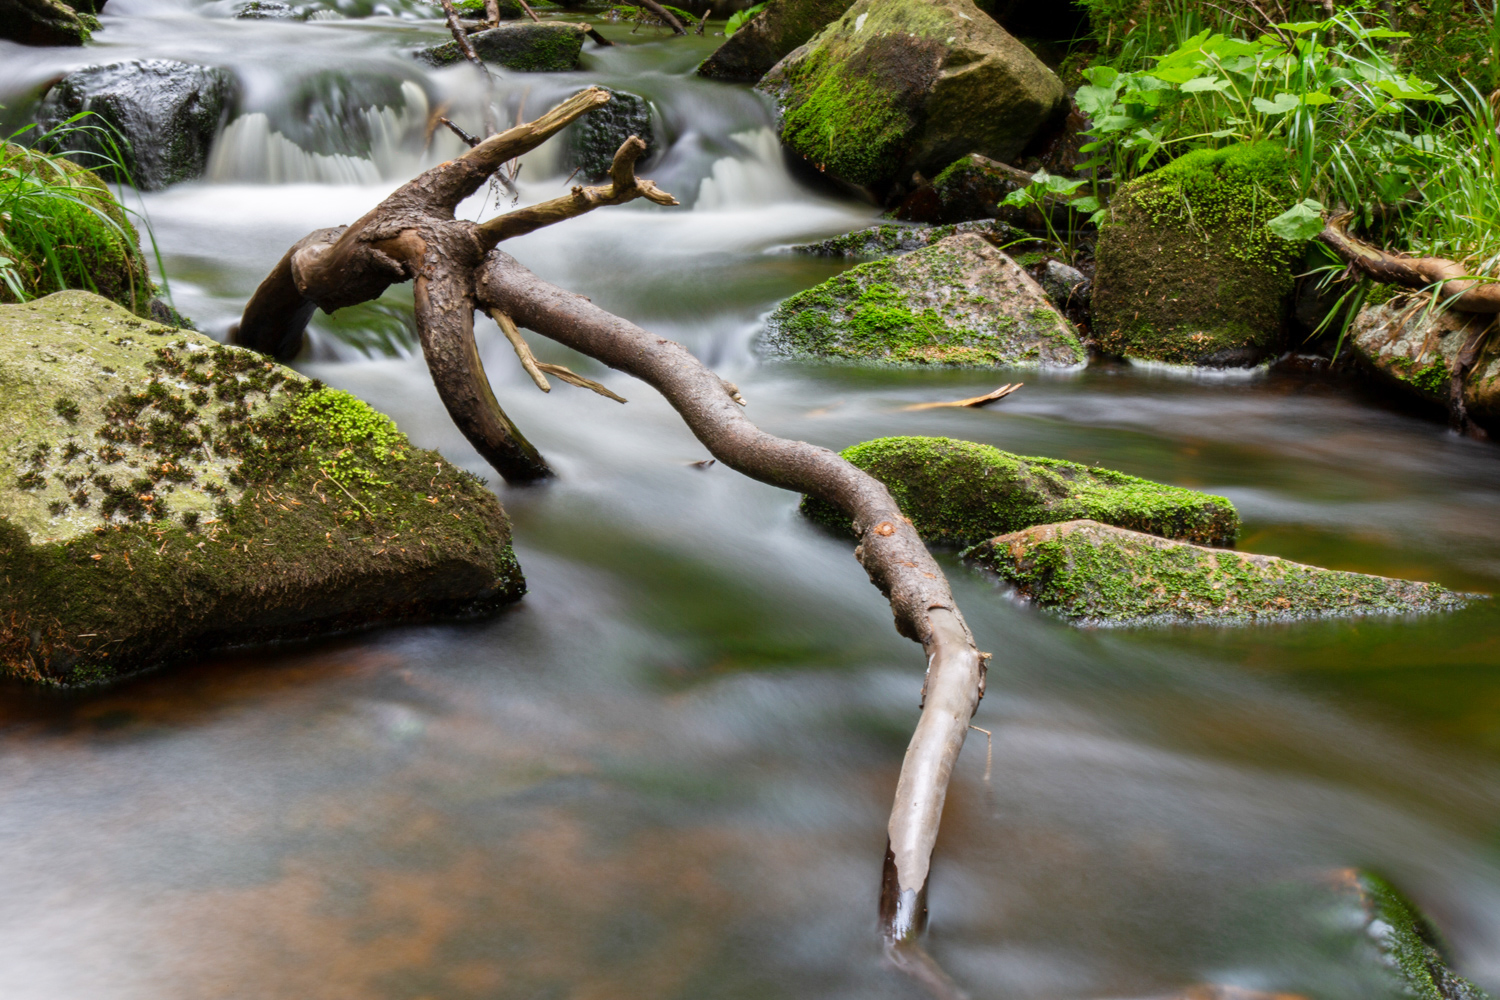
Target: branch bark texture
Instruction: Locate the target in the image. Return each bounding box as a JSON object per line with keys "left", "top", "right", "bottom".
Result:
{"left": 1320, "top": 211, "right": 1500, "bottom": 313}
{"left": 232, "top": 90, "right": 987, "bottom": 996}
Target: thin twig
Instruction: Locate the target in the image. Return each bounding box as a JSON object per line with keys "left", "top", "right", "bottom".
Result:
{"left": 516, "top": 0, "right": 540, "bottom": 21}
{"left": 902, "top": 384, "right": 1022, "bottom": 412}
{"left": 491, "top": 308, "right": 552, "bottom": 391}
{"left": 440, "top": 117, "right": 481, "bottom": 148}
{"left": 535, "top": 361, "right": 628, "bottom": 402}
{"left": 968, "top": 725, "right": 993, "bottom": 783}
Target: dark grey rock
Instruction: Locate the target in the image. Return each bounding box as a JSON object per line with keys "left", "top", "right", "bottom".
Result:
{"left": 235, "top": 0, "right": 301, "bottom": 17}
{"left": 413, "top": 22, "right": 588, "bottom": 71}
{"left": 1039, "top": 260, "right": 1088, "bottom": 308}
{"left": 38, "top": 60, "right": 235, "bottom": 191}
{"left": 566, "top": 88, "right": 653, "bottom": 182}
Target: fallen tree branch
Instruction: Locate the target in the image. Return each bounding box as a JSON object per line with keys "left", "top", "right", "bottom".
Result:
{"left": 629, "top": 0, "right": 686, "bottom": 33}
{"left": 232, "top": 90, "right": 986, "bottom": 996}
{"left": 1319, "top": 211, "right": 1500, "bottom": 313}
{"left": 902, "top": 384, "right": 1022, "bottom": 411}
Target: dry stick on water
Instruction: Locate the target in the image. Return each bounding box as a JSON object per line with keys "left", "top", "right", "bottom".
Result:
{"left": 902, "top": 383, "right": 1022, "bottom": 412}
{"left": 230, "top": 89, "right": 984, "bottom": 999}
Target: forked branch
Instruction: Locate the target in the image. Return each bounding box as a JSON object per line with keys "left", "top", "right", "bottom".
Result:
{"left": 232, "top": 90, "right": 986, "bottom": 998}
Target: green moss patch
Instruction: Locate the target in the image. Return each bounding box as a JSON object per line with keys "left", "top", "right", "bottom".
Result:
{"left": 1092, "top": 141, "right": 1300, "bottom": 366}
{"left": 966, "top": 519, "right": 1468, "bottom": 624}
{"left": 1358, "top": 872, "right": 1493, "bottom": 1000}
{"left": 801, "top": 436, "right": 1238, "bottom": 546}
{"left": 762, "top": 233, "right": 1084, "bottom": 367}
{"left": 0, "top": 291, "right": 524, "bottom": 686}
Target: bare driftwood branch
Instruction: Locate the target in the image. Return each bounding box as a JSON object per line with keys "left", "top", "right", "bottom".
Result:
{"left": 232, "top": 89, "right": 985, "bottom": 996}
{"left": 1319, "top": 211, "right": 1500, "bottom": 313}
{"left": 902, "top": 383, "right": 1022, "bottom": 411}
{"left": 629, "top": 0, "right": 686, "bottom": 33}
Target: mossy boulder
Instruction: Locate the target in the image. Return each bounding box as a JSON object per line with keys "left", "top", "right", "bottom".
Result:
{"left": 0, "top": 291, "right": 524, "bottom": 686}
{"left": 414, "top": 23, "right": 588, "bottom": 71}
{"left": 801, "top": 436, "right": 1239, "bottom": 547}
{"left": 1350, "top": 293, "right": 1500, "bottom": 436}
{"left": 966, "top": 519, "right": 1467, "bottom": 624}
{"left": 1352, "top": 871, "right": 1494, "bottom": 1000}
{"left": 787, "top": 219, "right": 1018, "bottom": 258}
{"left": 756, "top": 0, "right": 1065, "bottom": 195}
{"left": 1092, "top": 142, "right": 1300, "bottom": 367}
{"left": 38, "top": 60, "right": 236, "bottom": 191}
{"left": 895, "top": 152, "right": 1078, "bottom": 229}
{"left": 0, "top": 145, "right": 154, "bottom": 316}
{"left": 698, "top": 0, "right": 854, "bottom": 83}
{"left": 0, "top": 0, "right": 94, "bottom": 46}
{"left": 761, "top": 232, "right": 1085, "bottom": 367}
{"left": 565, "top": 88, "right": 654, "bottom": 182}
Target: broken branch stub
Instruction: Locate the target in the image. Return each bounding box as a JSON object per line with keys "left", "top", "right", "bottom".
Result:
{"left": 233, "top": 90, "right": 987, "bottom": 996}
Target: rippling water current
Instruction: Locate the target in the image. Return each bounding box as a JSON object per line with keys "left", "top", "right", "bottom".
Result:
{"left": 4, "top": 5, "right": 1500, "bottom": 998}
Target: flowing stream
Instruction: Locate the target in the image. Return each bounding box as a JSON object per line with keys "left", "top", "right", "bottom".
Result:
{"left": 4, "top": 5, "right": 1500, "bottom": 998}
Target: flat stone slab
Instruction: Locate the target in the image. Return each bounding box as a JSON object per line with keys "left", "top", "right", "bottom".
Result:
{"left": 0, "top": 292, "right": 524, "bottom": 685}
{"left": 965, "top": 519, "right": 1469, "bottom": 624}
{"left": 413, "top": 22, "right": 588, "bottom": 71}
{"left": 761, "top": 233, "right": 1085, "bottom": 367}
{"left": 801, "top": 436, "right": 1239, "bottom": 547}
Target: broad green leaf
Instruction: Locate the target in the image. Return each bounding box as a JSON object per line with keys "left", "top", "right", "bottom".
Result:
{"left": 1001, "top": 188, "right": 1036, "bottom": 208}
{"left": 1299, "top": 90, "right": 1336, "bottom": 106}
{"left": 1252, "top": 92, "right": 1301, "bottom": 115}
{"left": 724, "top": 2, "right": 765, "bottom": 36}
{"left": 1359, "top": 27, "right": 1411, "bottom": 39}
{"left": 1180, "top": 76, "right": 1231, "bottom": 93}
{"left": 1150, "top": 65, "right": 1209, "bottom": 84}
{"left": 1081, "top": 65, "right": 1119, "bottom": 88}
{"left": 1266, "top": 199, "right": 1325, "bottom": 241}
{"left": 1075, "top": 85, "right": 1118, "bottom": 117}
{"left": 1273, "top": 20, "right": 1324, "bottom": 33}
{"left": 1069, "top": 194, "right": 1100, "bottom": 214}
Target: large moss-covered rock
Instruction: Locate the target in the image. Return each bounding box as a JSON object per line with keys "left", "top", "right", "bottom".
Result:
{"left": 39, "top": 60, "right": 235, "bottom": 191}
{"left": 801, "top": 436, "right": 1238, "bottom": 546}
{"left": 0, "top": 145, "right": 154, "bottom": 315}
{"left": 565, "top": 88, "right": 654, "bottom": 182}
{"left": 1092, "top": 142, "right": 1300, "bottom": 366}
{"left": 756, "top": 0, "right": 1065, "bottom": 194}
{"left": 0, "top": 292, "right": 524, "bottom": 686}
{"left": 414, "top": 23, "right": 588, "bottom": 71}
{"left": 697, "top": 0, "right": 853, "bottom": 83}
{"left": 1349, "top": 293, "right": 1500, "bottom": 435}
{"left": 762, "top": 232, "right": 1084, "bottom": 366}
{"left": 1352, "top": 871, "right": 1494, "bottom": 1000}
{"left": 966, "top": 519, "right": 1466, "bottom": 623}
{"left": 0, "top": 0, "right": 94, "bottom": 46}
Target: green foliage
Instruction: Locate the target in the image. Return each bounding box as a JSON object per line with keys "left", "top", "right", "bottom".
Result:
{"left": 0, "top": 115, "right": 168, "bottom": 315}
{"left": 725, "top": 1, "right": 765, "bottom": 35}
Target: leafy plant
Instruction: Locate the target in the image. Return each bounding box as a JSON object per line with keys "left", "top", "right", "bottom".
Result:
{"left": 724, "top": 1, "right": 764, "bottom": 36}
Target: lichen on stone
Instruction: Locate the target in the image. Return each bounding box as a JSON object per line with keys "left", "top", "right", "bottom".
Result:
{"left": 964, "top": 519, "right": 1469, "bottom": 624}
{"left": 0, "top": 291, "right": 524, "bottom": 686}
{"left": 801, "top": 436, "right": 1239, "bottom": 546}
{"left": 762, "top": 232, "right": 1084, "bottom": 367}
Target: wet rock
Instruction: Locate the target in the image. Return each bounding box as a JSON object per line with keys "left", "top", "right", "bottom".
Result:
{"left": 1039, "top": 260, "right": 1088, "bottom": 309}
{"left": 413, "top": 22, "right": 589, "bottom": 71}
{"left": 0, "top": 144, "right": 154, "bottom": 315}
{"left": 965, "top": 519, "right": 1466, "bottom": 623}
{"left": 762, "top": 232, "right": 1084, "bottom": 367}
{"left": 566, "top": 88, "right": 654, "bottom": 182}
{"left": 697, "top": 0, "right": 853, "bottom": 83}
{"left": 1092, "top": 142, "right": 1300, "bottom": 367}
{"left": 1347, "top": 871, "right": 1494, "bottom": 1000}
{"left": 756, "top": 0, "right": 1065, "bottom": 195}
{"left": 0, "top": 0, "right": 94, "bottom": 46}
{"left": 0, "top": 291, "right": 525, "bottom": 686}
{"left": 785, "top": 219, "right": 1018, "bottom": 258}
{"left": 801, "top": 436, "right": 1239, "bottom": 547}
{"left": 38, "top": 60, "right": 235, "bottom": 191}
{"left": 235, "top": 0, "right": 303, "bottom": 17}
{"left": 1349, "top": 293, "right": 1500, "bottom": 435}
{"left": 894, "top": 152, "right": 1059, "bottom": 228}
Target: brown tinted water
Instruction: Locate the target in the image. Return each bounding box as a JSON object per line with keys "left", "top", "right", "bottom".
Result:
{"left": 2, "top": 6, "right": 1500, "bottom": 998}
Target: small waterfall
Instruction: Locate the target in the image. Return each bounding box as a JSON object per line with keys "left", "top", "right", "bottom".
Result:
{"left": 206, "top": 80, "right": 429, "bottom": 184}
{"left": 694, "top": 128, "right": 807, "bottom": 210}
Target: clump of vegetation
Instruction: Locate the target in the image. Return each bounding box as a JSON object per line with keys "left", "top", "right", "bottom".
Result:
{"left": 0, "top": 116, "right": 168, "bottom": 315}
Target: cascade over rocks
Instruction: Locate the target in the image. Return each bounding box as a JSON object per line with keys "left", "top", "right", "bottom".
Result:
{"left": 39, "top": 60, "right": 235, "bottom": 191}
{"left": 1092, "top": 142, "right": 1300, "bottom": 367}
{"left": 413, "top": 22, "right": 589, "bottom": 71}
{"left": 761, "top": 232, "right": 1084, "bottom": 367}
{"left": 0, "top": 0, "right": 95, "bottom": 46}
{"left": 966, "top": 519, "right": 1468, "bottom": 624}
{"left": 1349, "top": 294, "right": 1500, "bottom": 436}
{"left": 801, "top": 436, "right": 1240, "bottom": 547}
{"left": 756, "top": 0, "right": 1065, "bottom": 196}
{"left": 0, "top": 292, "right": 524, "bottom": 686}
{"left": 697, "top": 0, "right": 854, "bottom": 82}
